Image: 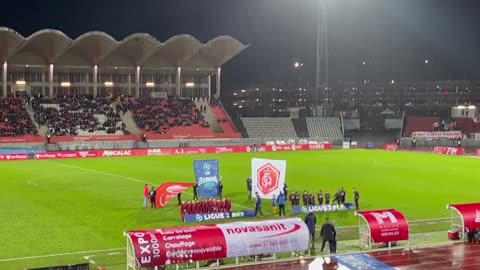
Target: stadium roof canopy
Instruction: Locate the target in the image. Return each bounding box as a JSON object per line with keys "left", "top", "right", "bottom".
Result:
{"left": 0, "top": 27, "right": 249, "bottom": 69}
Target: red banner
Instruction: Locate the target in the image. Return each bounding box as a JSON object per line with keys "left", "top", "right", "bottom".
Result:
{"left": 477, "top": 149, "right": 480, "bottom": 157}
{"left": 357, "top": 209, "right": 409, "bottom": 244}
{"left": 0, "top": 153, "right": 28, "bottom": 161}
{"left": 448, "top": 203, "right": 480, "bottom": 232}
{"left": 155, "top": 182, "right": 195, "bottom": 208}
{"left": 125, "top": 218, "right": 309, "bottom": 268}
{"left": 383, "top": 144, "right": 398, "bottom": 151}
{"left": 432, "top": 146, "right": 464, "bottom": 156}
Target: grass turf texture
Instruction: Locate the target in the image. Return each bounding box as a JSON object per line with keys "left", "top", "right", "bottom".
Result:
{"left": 0, "top": 150, "right": 479, "bottom": 269}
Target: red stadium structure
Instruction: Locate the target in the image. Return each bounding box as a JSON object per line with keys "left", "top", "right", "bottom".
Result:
{"left": 356, "top": 209, "right": 410, "bottom": 250}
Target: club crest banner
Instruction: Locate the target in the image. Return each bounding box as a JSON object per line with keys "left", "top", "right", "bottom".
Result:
{"left": 193, "top": 159, "right": 220, "bottom": 198}
{"left": 251, "top": 158, "right": 286, "bottom": 199}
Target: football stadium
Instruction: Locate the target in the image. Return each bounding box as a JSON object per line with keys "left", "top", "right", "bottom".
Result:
{"left": 2, "top": 1, "right": 480, "bottom": 270}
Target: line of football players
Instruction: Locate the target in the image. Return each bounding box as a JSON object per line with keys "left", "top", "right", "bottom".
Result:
{"left": 288, "top": 187, "right": 358, "bottom": 207}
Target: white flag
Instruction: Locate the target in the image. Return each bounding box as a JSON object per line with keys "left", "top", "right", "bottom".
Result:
{"left": 251, "top": 158, "right": 286, "bottom": 199}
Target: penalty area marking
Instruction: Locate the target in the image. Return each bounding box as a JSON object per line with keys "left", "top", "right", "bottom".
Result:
{"left": 46, "top": 161, "right": 250, "bottom": 210}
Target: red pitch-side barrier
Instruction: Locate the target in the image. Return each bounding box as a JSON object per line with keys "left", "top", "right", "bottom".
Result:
{"left": 125, "top": 218, "right": 309, "bottom": 268}
{"left": 477, "top": 149, "right": 480, "bottom": 157}
{"left": 0, "top": 143, "right": 333, "bottom": 162}
{"left": 432, "top": 146, "right": 464, "bottom": 156}
{"left": 383, "top": 144, "right": 398, "bottom": 151}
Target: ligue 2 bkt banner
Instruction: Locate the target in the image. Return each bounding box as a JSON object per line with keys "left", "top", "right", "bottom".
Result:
{"left": 193, "top": 159, "right": 220, "bottom": 198}
{"left": 251, "top": 158, "right": 286, "bottom": 199}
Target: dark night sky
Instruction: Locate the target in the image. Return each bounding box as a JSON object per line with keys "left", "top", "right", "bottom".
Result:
{"left": 1, "top": 0, "right": 480, "bottom": 90}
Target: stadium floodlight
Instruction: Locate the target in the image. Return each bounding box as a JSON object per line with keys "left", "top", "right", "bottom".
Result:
{"left": 16, "top": 80, "right": 26, "bottom": 85}
{"left": 390, "top": 80, "right": 395, "bottom": 84}
{"left": 104, "top": 81, "right": 114, "bottom": 87}
{"left": 60, "top": 82, "right": 71, "bottom": 87}
{"left": 186, "top": 82, "right": 195, "bottom": 88}
{"left": 146, "top": 82, "right": 155, "bottom": 88}
{"left": 425, "top": 59, "right": 429, "bottom": 64}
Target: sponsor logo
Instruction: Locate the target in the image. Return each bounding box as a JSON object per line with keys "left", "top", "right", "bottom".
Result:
{"left": 292, "top": 145, "right": 296, "bottom": 151}
{"left": 0, "top": 154, "right": 27, "bottom": 160}
{"left": 446, "top": 148, "right": 458, "bottom": 155}
{"left": 147, "top": 149, "right": 162, "bottom": 156}
{"left": 271, "top": 145, "right": 277, "bottom": 152}
{"left": 301, "top": 206, "right": 308, "bottom": 213}
{"left": 224, "top": 223, "right": 301, "bottom": 238}
{"left": 309, "top": 143, "right": 325, "bottom": 150}
{"left": 215, "top": 147, "right": 233, "bottom": 154}
{"left": 102, "top": 150, "right": 131, "bottom": 157}
{"left": 166, "top": 185, "right": 188, "bottom": 193}
{"left": 371, "top": 211, "right": 398, "bottom": 224}
{"left": 78, "top": 151, "right": 89, "bottom": 158}
{"left": 256, "top": 163, "right": 280, "bottom": 195}
{"left": 203, "top": 162, "right": 211, "bottom": 176}
{"left": 196, "top": 214, "right": 203, "bottom": 222}
{"left": 35, "top": 153, "right": 57, "bottom": 159}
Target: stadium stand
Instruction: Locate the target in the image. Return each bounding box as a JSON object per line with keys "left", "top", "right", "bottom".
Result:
{"left": 455, "top": 117, "right": 480, "bottom": 134}
{"left": 306, "top": 117, "right": 343, "bottom": 139}
{"left": 209, "top": 100, "right": 240, "bottom": 136}
{"left": 0, "top": 97, "right": 38, "bottom": 137}
{"left": 403, "top": 116, "right": 439, "bottom": 137}
{"left": 241, "top": 117, "right": 297, "bottom": 138}
{"left": 124, "top": 98, "right": 216, "bottom": 138}
{"left": 291, "top": 118, "right": 309, "bottom": 138}
{"left": 32, "top": 96, "right": 126, "bottom": 136}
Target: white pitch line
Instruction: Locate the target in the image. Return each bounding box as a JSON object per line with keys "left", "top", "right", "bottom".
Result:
{"left": 107, "top": 252, "right": 121, "bottom": 256}
{"left": 46, "top": 161, "right": 250, "bottom": 210}
{"left": 0, "top": 247, "right": 123, "bottom": 262}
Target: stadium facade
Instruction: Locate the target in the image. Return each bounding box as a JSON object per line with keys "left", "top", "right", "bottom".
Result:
{"left": 0, "top": 28, "right": 248, "bottom": 98}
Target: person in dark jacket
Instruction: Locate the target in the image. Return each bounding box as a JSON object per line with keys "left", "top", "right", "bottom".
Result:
{"left": 277, "top": 191, "right": 286, "bottom": 216}
{"left": 304, "top": 212, "right": 317, "bottom": 246}
{"left": 192, "top": 184, "right": 198, "bottom": 200}
{"left": 149, "top": 187, "right": 157, "bottom": 208}
{"left": 320, "top": 218, "right": 337, "bottom": 253}
{"left": 218, "top": 181, "right": 224, "bottom": 199}
{"left": 254, "top": 193, "right": 263, "bottom": 217}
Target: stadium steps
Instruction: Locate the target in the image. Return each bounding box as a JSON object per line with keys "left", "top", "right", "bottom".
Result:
{"left": 195, "top": 101, "right": 223, "bottom": 133}
{"left": 291, "top": 118, "right": 309, "bottom": 138}
{"left": 121, "top": 111, "right": 141, "bottom": 134}
{"left": 26, "top": 105, "right": 48, "bottom": 135}
{"left": 231, "top": 118, "right": 249, "bottom": 138}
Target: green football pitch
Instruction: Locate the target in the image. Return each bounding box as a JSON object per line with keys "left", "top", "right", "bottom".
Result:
{"left": 0, "top": 150, "right": 479, "bottom": 270}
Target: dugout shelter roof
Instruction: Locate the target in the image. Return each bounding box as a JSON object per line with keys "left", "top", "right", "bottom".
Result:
{"left": 0, "top": 27, "right": 248, "bottom": 68}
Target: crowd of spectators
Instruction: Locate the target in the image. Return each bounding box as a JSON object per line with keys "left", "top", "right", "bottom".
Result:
{"left": 32, "top": 95, "right": 127, "bottom": 136}
{"left": 123, "top": 97, "right": 209, "bottom": 134}
{"left": 0, "top": 96, "right": 38, "bottom": 137}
